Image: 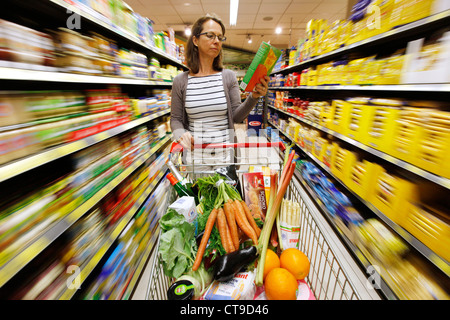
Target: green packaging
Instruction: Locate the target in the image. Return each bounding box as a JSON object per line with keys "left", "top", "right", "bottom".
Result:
{"left": 240, "top": 42, "right": 281, "bottom": 92}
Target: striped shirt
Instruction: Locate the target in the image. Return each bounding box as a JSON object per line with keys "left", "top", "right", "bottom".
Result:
{"left": 185, "top": 72, "right": 230, "bottom": 145}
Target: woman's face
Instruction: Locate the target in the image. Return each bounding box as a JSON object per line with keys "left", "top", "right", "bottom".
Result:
{"left": 193, "top": 19, "right": 223, "bottom": 59}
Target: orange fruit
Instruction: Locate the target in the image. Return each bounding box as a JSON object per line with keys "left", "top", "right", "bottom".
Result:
{"left": 280, "top": 248, "right": 310, "bottom": 280}
{"left": 264, "top": 268, "right": 298, "bottom": 300}
{"left": 263, "top": 249, "right": 280, "bottom": 280}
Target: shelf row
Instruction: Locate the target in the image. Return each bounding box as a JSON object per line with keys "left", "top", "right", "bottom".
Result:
{"left": 49, "top": 0, "right": 186, "bottom": 69}
{"left": 267, "top": 120, "right": 449, "bottom": 278}
{"left": 268, "top": 105, "right": 450, "bottom": 190}
{"left": 272, "top": 9, "right": 450, "bottom": 75}
{"left": 266, "top": 140, "right": 399, "bottom": 300}
{"left": 0, "top": 135, "right": 171, "bottom": 288}
{"left": 59, "top": 168, "right": 167, "bottom": 300}
{"left": 0, "top": 67, "right": 174, "bottom": 86}
{"left": 0, "top": 109, "right": 171, "bottom": 183}
{"left": 269, "top": 84, "right": 450, "bottom": 93}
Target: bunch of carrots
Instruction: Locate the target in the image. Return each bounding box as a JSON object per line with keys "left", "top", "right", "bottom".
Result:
{"left": 191, "top": 144, "right": 298, "bottom": 276}
{"left": 192, "top": 178, "right": 261, "bottom": 272}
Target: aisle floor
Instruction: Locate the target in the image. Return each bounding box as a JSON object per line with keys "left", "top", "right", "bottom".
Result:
{"left": 131, "top": 124, "right": 281, "bottom": 299}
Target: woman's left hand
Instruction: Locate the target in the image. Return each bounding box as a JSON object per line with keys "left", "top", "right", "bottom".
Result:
{"left": 252, "top": 75, "right": 270, "bottom": 99}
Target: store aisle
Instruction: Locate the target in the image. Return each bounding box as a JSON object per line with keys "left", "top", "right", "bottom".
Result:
{"left": 131, "top": 123, "right": 280, "bottom": 300}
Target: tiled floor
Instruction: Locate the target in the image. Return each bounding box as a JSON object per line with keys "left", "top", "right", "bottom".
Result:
{"left": 131, "top": 123, "right": 282, "bottom": 300}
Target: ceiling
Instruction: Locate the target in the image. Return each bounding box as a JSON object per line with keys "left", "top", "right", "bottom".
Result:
{"left": 124, "top": 0, "right": 352, "bottom": 64}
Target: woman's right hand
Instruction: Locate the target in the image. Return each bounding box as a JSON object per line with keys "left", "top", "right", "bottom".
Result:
{"left": 178, "top": 131, "right": 194, "bottom": 151}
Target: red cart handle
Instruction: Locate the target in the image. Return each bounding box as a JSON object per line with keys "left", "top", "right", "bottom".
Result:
{"left": 170, "top": 141, "right": 286, "bottom": 153}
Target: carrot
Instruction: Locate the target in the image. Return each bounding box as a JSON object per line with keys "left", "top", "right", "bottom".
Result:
{"left": 224, "top": 217, "right": 236, "bottom": 252}
{"left": 223, "top": 201, "right": 240, "bottom": 250}
{"left": 193, "top": 208, "right": 218, "bottom": 271}
{"left": 232, "top": 199, "right": 258, "bottom": 245}
{"left": 240, "top": 200, "right": 261, "bottom": 237}
{"left": 279, "top": 150, "right": 295, "bottom": 186}
{"left": 217, "top": 208, "right": 231, "bottom": 253}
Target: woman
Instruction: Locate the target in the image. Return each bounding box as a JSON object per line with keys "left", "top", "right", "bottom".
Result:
{"left": 170, "top": 14, "right": 269, "bottom": 170}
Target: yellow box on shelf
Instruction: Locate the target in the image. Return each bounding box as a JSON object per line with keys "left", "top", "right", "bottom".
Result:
{"left": 328, "top": 100, "right": 352, "bottom": 136}
{"left": 369, "top": 169, "right": 419, "bottom": 225}
{"left": 347, "top": 159, "right": 385, "bottom": 201}
{"left": 312, "top": 137, "right": 328, "bottom": 163}
{"left": 331, "top": 146, "right": 357, "bottom": 183}
{"left": 364, "top": 105, "right": 401, "bottom": 154}
{"left": 345, "top": 102, "right": 373, "bottom": 143}
{"left": 307, "top": 69, "right": 318, "bottom": 86}
{"left": 322, "top": 141, "right": 338, "bottom": 168}
{"left": 415, "top": 110, "right": 450, "bottom": 179}
{"left": 390, "top": 107, "right": 423, "bottom": 164}
{"left": 403, "top": 200, "right": 450, "bottom": 262}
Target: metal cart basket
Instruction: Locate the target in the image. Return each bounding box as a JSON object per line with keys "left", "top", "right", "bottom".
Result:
{"left": 145, "top": 142, "right": 381, "bottom": 300}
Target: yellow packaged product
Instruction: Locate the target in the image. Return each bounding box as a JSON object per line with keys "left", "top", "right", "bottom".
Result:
{"left": 402, "top": 0, "right": 433, "bottom": 25}
{"left": 378, "top": 0, "right": 395, "bottom": 34}
{"left": 404, "top": 201, "right": 450, "bottom": 262}
{"left": 331, "top": 146, "right": 357, "bottom": 183}
{"left": 348, "top": 57, "right": 369, "bottom": 85}
{"left": 329, "top": 100, "right": 352, "bottom": 135}
{"left": 364, "top": 105, "right": 401, "bottom": 153}
{"left": 415, "top": 109, "right": 450, "bottom": 179}
{"left": 378, "top": 50, "right": 406, "bottom": 85}
{"left": 369, "top": 169, "right": 419, "bottom": 224}
{"left": 347, "top": 160, "right": 384, "bottom": 201}
{"left": 388, "top": 0, "right": 405, "bottom": 29}
{"left": 346, "top": 102, "right": 373, "bottom": 143}
{"left": 312, "top": 137, "right": 328, "bottom": 162}
{"left": 322, "top": 142, "right": 336, "bottom": 168}
{"left": 390, "top": 107, "right": 423, "bottom": 162}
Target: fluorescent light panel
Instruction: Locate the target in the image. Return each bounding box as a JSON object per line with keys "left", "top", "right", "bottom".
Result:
{"left": 230, "top": 0, "right": 239, "bottom": 26}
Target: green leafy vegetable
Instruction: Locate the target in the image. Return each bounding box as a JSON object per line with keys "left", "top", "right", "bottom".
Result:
{"left": 159, "top": 209, "right": 197, "bottom": 278}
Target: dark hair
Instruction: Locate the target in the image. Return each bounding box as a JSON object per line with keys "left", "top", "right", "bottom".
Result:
{"left": 186, "top": 14, "right": 225, "bottom": 74}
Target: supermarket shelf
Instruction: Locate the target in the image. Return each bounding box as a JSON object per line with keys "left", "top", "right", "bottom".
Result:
{"left": 58, "top": 168, "right": 167, "bottom": 300}
{"left": 0, "top": 109, "right": 170, "bottom": 183}
{"left": 265, "top": 131, "right": 395, "bottom": 299}
{"left": 0, "top": 67, "right": 173, "bottom": 85}
{"left": 269, "top": 84, "right": 450, "bottom": 93}
{"left": 268, "top": 105, "right": 450, "bottom": 190}
{"left": 268, "top": 120, "right": 450, "bottom": 277}
{"left": 123, "top": 226, "right": 160, "bottom": 300}
{"left": 272, "top": 9, "right": 450, "bottom": 75}
{"left": 47, "top": 0, "right": 186, "bottom": 69}
{"left": 0, "top": 136, "right": 171, "bottom": 288}
{"left": 293, "top": 168, "right": 398, "bottom": 300}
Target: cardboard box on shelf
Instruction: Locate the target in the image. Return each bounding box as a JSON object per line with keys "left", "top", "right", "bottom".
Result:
{"left": 401, "top": 30, "right": 450, "bottom": 84}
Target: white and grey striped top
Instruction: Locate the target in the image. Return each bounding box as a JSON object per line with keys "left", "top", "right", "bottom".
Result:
{"left": 185, "top": 72, "right": 230, "bottom": 145}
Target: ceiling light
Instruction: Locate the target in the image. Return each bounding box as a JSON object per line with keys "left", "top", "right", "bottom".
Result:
{"left": 185, "top": 26, "right": 192, "bottom": 36}
{"left": 247, "top": 35, "right": 252, "bottom": 44}
{"left": 230, "top": 0, "right": 239, "bottom": 26}
{"left": 275, "top": 27, "right": 282, "bottom": 34}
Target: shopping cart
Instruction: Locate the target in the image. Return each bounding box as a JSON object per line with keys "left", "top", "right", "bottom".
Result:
{"left": 145, "top": 142, "right": 381, "bottom": 300}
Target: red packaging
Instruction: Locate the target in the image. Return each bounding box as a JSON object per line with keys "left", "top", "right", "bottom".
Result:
{"left": 242, "top": 172, "right": 267, "bottom": 219}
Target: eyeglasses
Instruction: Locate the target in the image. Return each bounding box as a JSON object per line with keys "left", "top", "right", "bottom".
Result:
{"left": 197, "top": 32, "right": 227, "bottom": 42}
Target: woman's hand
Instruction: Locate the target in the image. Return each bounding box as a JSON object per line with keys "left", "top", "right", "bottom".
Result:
{"left": 178, "top": 131, "right": 194, "bottom": 151}
{"left": 251, "top": 75, "right": 270, "bottom": 99}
